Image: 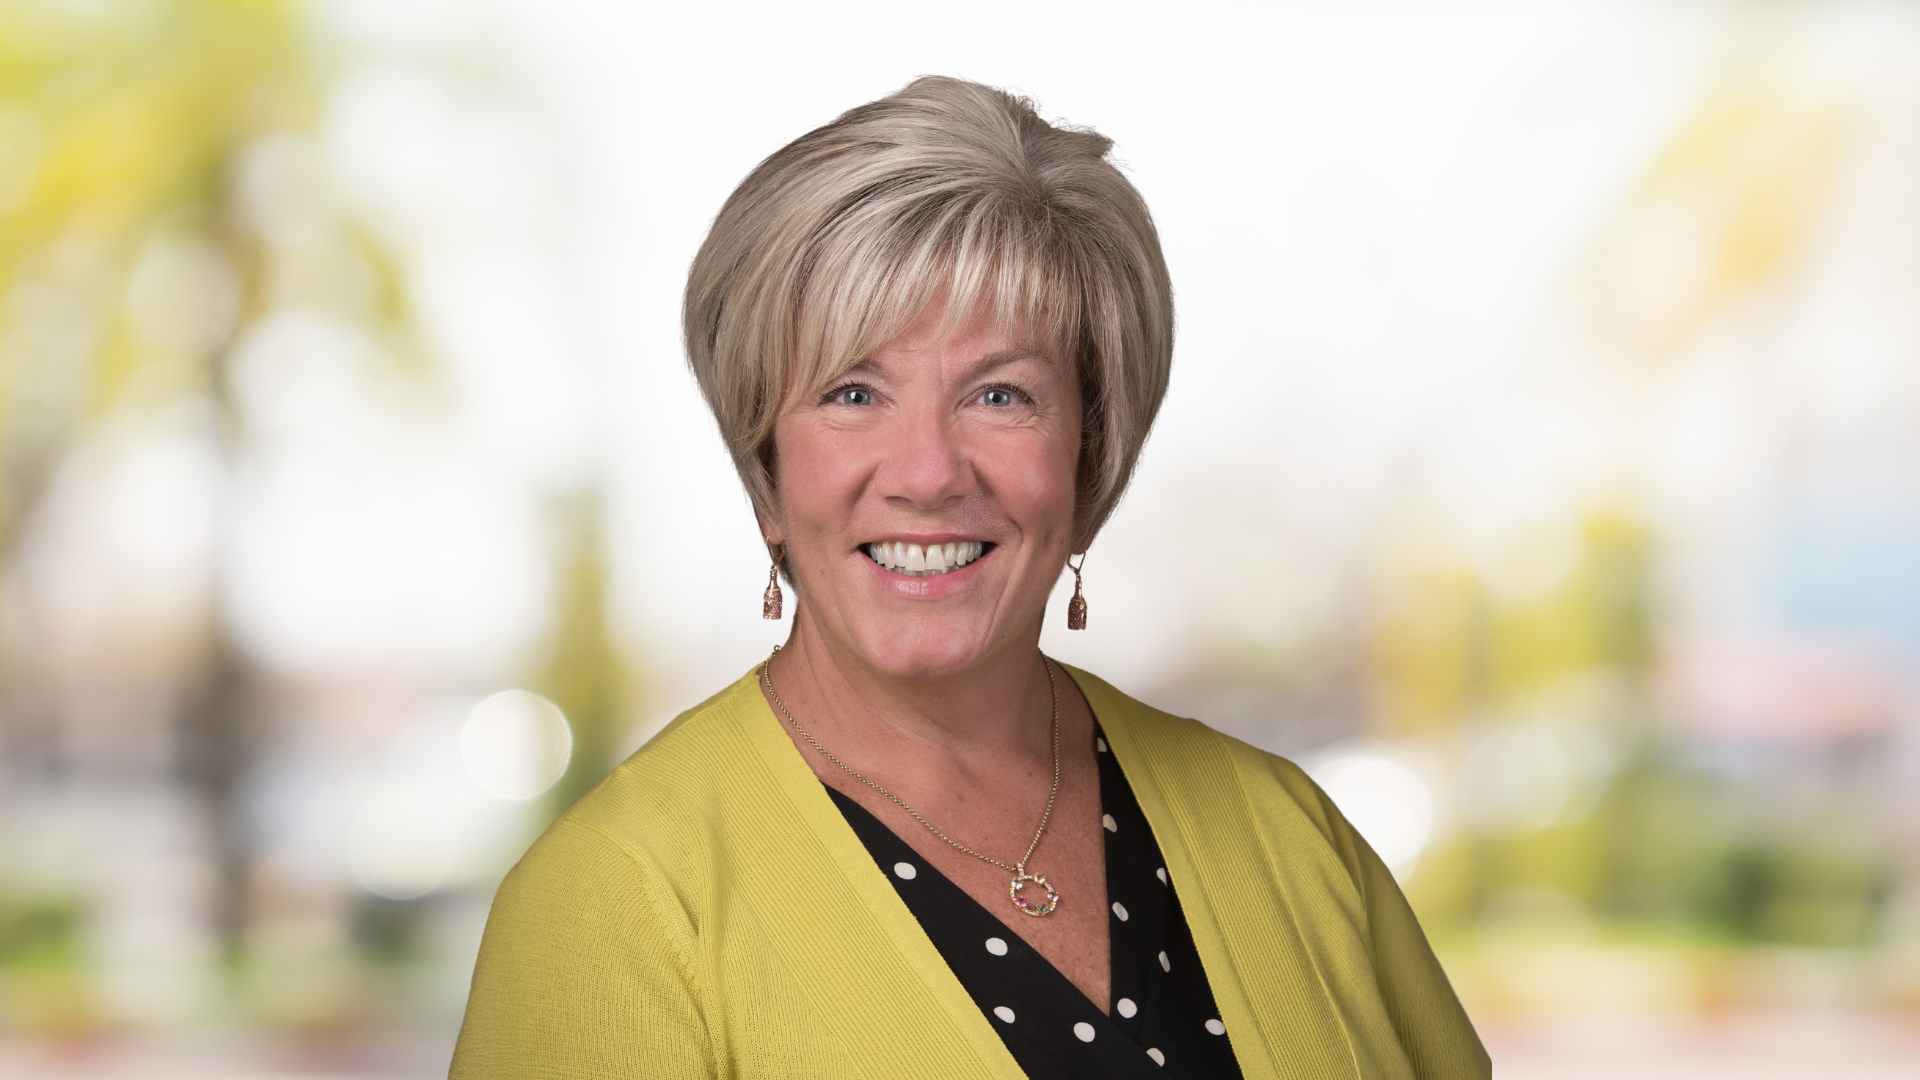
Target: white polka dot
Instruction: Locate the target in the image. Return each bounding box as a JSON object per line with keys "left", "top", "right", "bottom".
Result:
{"left": 893, "top": 861, "right": 917, "bottom": 880}
{"left": 1147, "top": 1048, "right": 1165, "bottom": 1065}
{"left": 985, "top": 937, "right": 1008, "bottom": 956}
{"left": 1096, "top": 737, "right": 1108, "bottom": 752}
{"left": 1156, "top": 867, "right": 1168, "bottom": 885}
{"left": 1073, "top": 1022, "right": 1096, "bottom": 1042}
{"left": 1206, "top": 1018, "right": 1226, "bottom": 1035}
{"left": 994, "top": 1006, "right": 1015, "bottom": 1023}
{"left": 1112, "top": 901, "right": 1129, "bottom": 921}
{"left": 1116, "top": 997, "right": 1137, "bottom": 1018}
{"left": 1158, "top": 951, "right": 1170, "bottom": 972}
{"left": 1103, "top": 814, "right": 1118, "bottom": 832}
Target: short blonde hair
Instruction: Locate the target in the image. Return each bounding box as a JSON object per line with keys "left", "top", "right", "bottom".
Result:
{"left": 684, "top": 76, "right": 1173, "bottom": 548}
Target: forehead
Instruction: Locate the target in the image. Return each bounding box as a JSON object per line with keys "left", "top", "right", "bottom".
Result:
{"left": 858, "top": 302, "right": 1056, "bottom": 366}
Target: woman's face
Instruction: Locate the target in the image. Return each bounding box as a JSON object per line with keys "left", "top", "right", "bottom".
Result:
{"left": 766, "top": 301, "right": 1082, "bottom": 679}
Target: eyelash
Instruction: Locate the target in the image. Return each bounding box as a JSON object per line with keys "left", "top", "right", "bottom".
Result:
{"left": 818, "top": 382, "right": 1034, "bottom": 406}
{"left": 978, "top": 383, "right": 1032, "bottom": 407}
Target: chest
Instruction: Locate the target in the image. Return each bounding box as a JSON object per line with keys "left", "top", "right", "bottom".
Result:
{"left": 818, "top": 734, "right": 1249, "bottom": 1079}
{"left": 822, "top": 750, "right": 1113, "bottom": 1009}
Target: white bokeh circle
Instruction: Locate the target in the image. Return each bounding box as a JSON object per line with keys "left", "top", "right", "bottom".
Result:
{"left": 461, "top": 690, "right": 573, "bottom": 800}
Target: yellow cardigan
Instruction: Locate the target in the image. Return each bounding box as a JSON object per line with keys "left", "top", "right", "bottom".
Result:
{"left": 450, "top": 665, "right": 1489, "bottom": 1079}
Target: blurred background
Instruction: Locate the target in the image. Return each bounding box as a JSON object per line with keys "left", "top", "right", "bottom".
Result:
{"left": 2, "top": 0, "right": 1917, "bottom": 1076}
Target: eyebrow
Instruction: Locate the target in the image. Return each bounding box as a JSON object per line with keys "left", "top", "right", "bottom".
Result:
{"left": 969, "top": 348, "right": 1052, "bottom": 376}
{"left": 840, "top": 347, "right": 1052, "bottom": 382}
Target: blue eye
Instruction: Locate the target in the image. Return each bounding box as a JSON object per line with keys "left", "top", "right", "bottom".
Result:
{"left": 982, "top": 388, "right": 1015, "bottom": 407}
{"left": 834, "top": 386, "right": 873, "bottom": 406}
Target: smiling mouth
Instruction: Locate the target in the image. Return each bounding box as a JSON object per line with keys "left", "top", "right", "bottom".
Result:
{"left": 865, "top": 541, "right": 991, "bottom": 578}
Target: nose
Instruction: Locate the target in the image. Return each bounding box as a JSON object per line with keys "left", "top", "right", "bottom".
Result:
{"left": 875, "top": 404, "right": 975, "bottom": 510}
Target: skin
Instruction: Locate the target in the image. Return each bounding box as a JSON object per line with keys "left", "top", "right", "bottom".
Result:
{"left": 757, "top": 298, "right": 1113, "bottom": 1011}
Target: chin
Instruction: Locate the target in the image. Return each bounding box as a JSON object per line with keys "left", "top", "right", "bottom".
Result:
{"left": 845, "top": 612, "right": 1013, "bottom": 680}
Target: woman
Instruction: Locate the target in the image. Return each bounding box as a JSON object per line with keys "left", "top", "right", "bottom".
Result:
{"left": 452, "top": 77, "right": 1488, "bottom": 1079}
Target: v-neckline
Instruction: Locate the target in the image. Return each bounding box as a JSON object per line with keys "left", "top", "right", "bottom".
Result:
{"left": 821, "top": 726, "right": 1245, "bottom": 1080}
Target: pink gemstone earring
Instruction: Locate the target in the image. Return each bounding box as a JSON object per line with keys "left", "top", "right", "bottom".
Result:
{"left": 1066, "top": 553, "right": 1087, "bottom": 630}
{"left": 762, "top": 546, "right": 785, "bottom": 620}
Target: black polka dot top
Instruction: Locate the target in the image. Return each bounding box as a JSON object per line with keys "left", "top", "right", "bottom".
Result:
{"left": 824, "top": 728, "right": 1246, "bottom": 1079}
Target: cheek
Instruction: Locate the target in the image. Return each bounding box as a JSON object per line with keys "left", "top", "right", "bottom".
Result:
{"left": 771, "top": 421, "right": 864, "bottom": 526}
{"left": 978, "top": 425, "right": 1080, "bottom": 526}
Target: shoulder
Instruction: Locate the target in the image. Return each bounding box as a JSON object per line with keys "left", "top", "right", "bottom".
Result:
{"left": 455, "top": 686, "right": 753, "bottom": 1080}
{"left": 1064, "top": 664, "right": 1364, "bottom": 870}
{"left": 1061, "top": 668, "right": 1488, "bottom": 1074}
{"left": 504, "top": 670, "right": 766, "bottom": 916}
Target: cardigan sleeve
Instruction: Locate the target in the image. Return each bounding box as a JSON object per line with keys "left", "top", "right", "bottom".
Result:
{"left": 1266, "top": 757, "right": 1491, "bottom": 1080}
{"left": 450, "top": 815, "right": 716, "bottom": 1080}
{"left": 1348, "top": 821, "right": 1488, "bottom": 1079}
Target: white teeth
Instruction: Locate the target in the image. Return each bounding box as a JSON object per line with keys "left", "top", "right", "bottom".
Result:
{"left": 866, "top": 540, "right": 988, "bottom": 577}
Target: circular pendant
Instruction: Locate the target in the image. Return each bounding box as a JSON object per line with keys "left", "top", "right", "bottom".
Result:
{"left": 1008, "top": 869, "right": 1060, "bottom": 917}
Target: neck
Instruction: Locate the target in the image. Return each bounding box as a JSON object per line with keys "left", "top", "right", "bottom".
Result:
{"left": 765, "top": 611, "right": 1056, "bottom": 765}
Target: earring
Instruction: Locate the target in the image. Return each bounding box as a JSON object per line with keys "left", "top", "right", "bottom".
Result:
{"left": 1066, "top": 553, "right": 1088, "bottom": 630}
{"left": 762, "top": 546, "right": 785, "bottom": 620}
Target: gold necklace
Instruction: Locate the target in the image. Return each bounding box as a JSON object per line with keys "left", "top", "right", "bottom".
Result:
{"left": 760, "top": 647, "right": 1064, "bottom": 917}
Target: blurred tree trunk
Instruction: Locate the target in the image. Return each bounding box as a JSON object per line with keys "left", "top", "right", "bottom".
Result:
{"left": 540, "top": 492, "right": 631, "bottom": 817}
{"left": 176, "top": 628, "right": 257, "bottom": 958}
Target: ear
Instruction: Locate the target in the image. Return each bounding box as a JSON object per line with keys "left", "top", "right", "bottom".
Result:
{"left": 755, "top": 505, "right": 785, "bottom": 558}
{"left": 753, "top": 436, "right": 788, "bottom": 547}
{"left": 1070, "top": 514, "right": 1098, "bottom": 556}
{"left": 752, "top": 452, "right": 786, "bottom": 542}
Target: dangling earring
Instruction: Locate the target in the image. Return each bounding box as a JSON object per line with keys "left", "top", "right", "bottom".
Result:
{"left": 1066, "top": 553, "right": 1088, "bottom": 630}
{"left": 762, "top": 546, "right": 785, "bottom": 620}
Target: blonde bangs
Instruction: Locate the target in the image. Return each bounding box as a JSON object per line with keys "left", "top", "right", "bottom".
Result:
{"left": 787, "top": 211, "right": 1082, "bottom": 416}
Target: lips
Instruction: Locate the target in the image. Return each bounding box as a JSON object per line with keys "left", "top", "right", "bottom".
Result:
{"left": 864, "top": 540, "right": 990, "bottom": 578}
